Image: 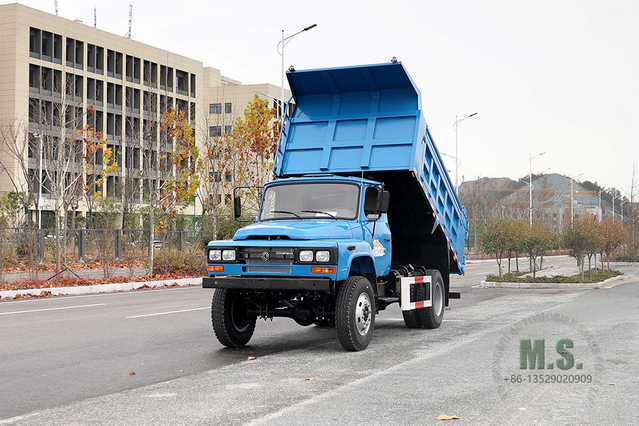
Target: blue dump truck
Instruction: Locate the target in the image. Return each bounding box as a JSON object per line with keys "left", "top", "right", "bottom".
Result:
{"left": 203, "top": 61, "right": 468, "bottom": 351}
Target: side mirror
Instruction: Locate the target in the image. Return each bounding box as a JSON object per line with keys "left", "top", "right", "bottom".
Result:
{"left": 379, "top": 190, "right": 390, "bottom": 213}
{"left": 233, "top": 196, "right": 242, "bottom": 219}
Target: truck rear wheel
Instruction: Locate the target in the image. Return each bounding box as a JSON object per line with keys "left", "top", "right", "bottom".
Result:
{"left": 402, "top": 309, "right": 422, "bottom": 328}
{"left": 420, "top": 269, "right": 445, "bottom": 329}
{"left": 401, "top": 269, "right": 445, "bottom": 329}
{"left": 211, "top": 289, "right": 256, "bottom": 348}
{"left": 336, "top": 276, "right": 375, "bottom": 351}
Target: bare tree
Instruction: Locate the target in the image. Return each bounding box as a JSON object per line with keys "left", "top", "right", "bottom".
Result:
{"left": 0, "top": 119, "right": 37, "bottom": 225}
{"left": 199, "top": 100, "right": 241, "bottom": 239}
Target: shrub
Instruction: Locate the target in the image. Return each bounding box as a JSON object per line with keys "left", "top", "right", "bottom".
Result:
{"left": 613, "top": 248, "right": 639, "bottom": 262}
{"left": 153, "top": 248, "right": 206, "bottom": 275}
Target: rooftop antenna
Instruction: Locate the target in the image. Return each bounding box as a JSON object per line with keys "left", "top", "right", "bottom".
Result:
{"left": 54, "top": 0, "right": 58, "bottom": 16}
{"left": 126, "top": 4, "right": 133, "bottom": 39}
{"left": 94, "top": 6, "right": 97, "bottom": 28}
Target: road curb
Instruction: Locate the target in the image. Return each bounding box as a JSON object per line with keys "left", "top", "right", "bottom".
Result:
{"left": 0, "top": 277, "right": 202, "bottom": 300}
{"left": 476, "top": 274, "right": 626, "bottom": 290}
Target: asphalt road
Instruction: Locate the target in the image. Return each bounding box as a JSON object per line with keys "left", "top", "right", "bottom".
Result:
{"left": 1, "top": 257, "right": 638, "bottom": 425}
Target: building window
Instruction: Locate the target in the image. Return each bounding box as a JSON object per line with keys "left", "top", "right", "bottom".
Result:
{"left": 209, "top": 126, "right": 222, "bottom": 137}
{"left": 209, "top": 103, "right": 221, "bottom": 114}
{"left": 224, "top": 125, "right": 233, "bottom": 136}
{"left": 30, "top": 28, "right": 41, "bottom": 58}
{"left": 176, "top": 69, "right": 188, "bottom": 95}
{"left": 224, "top": 102, "right": 232, "bottom": 114}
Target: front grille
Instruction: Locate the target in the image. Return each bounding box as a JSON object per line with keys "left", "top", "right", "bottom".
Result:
{"left": 244, "top": 267, "right": 292, "bottom": 273}
{"left": 237, "top": 247, "right": 294, "bottom": 265}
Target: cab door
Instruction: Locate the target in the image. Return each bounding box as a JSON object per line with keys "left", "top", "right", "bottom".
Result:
{"left": 362, "top": 186, "right": 392, "bottom": 276}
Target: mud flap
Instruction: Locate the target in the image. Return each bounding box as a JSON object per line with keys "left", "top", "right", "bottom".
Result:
{"left": 400, "top": 275, "right": 432, "bottom": 311}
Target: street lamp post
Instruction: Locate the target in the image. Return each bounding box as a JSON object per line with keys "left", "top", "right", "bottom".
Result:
{"left": 598, "top": 190, "right": 602, "bottom": 222}
{"left": 568, "top": 173, "right": 583, "bottom": 227}
{"left": 527, "top": 152, "right": 546, "bottom": 227}
{"left": 277, "top": 24, "right": 317, "bottom": 119}
{"left": 452, "top": 112, "right": 477, "bottom": 190}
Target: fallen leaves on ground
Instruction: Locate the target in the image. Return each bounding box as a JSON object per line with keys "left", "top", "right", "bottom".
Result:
{"left": 436, "top": 414, "right": 459, "bottom": 420}
{"left": 0, "top": 272, "right": 200, "bottom": 292}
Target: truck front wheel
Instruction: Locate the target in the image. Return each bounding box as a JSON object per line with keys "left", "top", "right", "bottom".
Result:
{"left": 336, "top": 276, "right": 375, "bottom": 351}
{"left": 211, "top": 289, "right": 256, "bottom": 348}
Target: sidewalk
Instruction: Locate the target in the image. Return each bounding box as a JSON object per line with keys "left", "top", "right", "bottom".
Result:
{"left": 0, "top": 266, "right": 202, "bottom": 300}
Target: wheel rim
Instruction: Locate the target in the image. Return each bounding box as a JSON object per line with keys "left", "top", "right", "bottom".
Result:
{"left": 433, "top": 281, "right": 443, "bottom": 317}
{"left": 355, "top": 292, "right": 372, "bottom": 336}
{"left": 230, "top": 294, "right": 250, "bottom": 333}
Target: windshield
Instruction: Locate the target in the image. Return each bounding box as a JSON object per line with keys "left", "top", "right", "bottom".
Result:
{"left": 260, "top": 182, "right": 360, "bottom": 221}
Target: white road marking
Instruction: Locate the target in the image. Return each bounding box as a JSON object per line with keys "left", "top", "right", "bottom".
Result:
{"left": 379, "top": 318, "right": 466, "bottom": 322}
{"left": 126, "top": 307, "right": 209, "bottom": 319}
{"left": 0, "top": 303, "right": 106, "bottom": 316}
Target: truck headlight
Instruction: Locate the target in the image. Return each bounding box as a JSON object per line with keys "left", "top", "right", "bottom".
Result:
{"left": 299, "top": 250, "right": 313, "bottom": 262}
{"left": 315, "top": 250, "right": 330, "bottom": 263}
{"left": 208, "top": 250, "right": 222, "bottom": 261}
{"left": 222, "top": 250, "right": 236, "bottom": 261}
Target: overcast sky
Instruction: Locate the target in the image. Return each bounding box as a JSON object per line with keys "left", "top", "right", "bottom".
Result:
{"left": 14, "top": 0, "right": 639, "bottom": 196}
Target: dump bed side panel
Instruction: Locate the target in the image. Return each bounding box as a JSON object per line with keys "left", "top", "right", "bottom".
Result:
{"left": 273, "top": 62, "right": 468, "bottom": 274}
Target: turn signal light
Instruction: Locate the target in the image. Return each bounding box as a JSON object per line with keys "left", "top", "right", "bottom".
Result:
{"left": 208, "top": 265, "right": 224, "bottom": 272}
{"left": 311, "top": 267, "right": 336, "bottom": 274}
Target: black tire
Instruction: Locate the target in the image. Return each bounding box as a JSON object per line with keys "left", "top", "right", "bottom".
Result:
{"left": 419, "top": 269, "right": 445, "bottom": 329}
{"left": 401, "top": 269, "right": 445, "bottom": 329}
{"left": 211, "top": 289, "right": 256, "bottom": 348}
{"left": 402, "top": 309, "right": 422, "bottom": 328}
{"left": 336, "top": 276, "right": 375, "bottom": 351}
{"left": 402, "top": 267, "right": 426, "bottom": 328}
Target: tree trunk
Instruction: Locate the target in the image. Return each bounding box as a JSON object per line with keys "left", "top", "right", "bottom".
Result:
{"left": 149, "top": 207, "right": 155, "bottom": 276}
{"left": 54, "top": 202, "right": 62, "bottom": 273}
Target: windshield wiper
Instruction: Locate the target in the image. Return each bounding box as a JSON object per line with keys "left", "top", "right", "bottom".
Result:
{"left": 302, "top": 210, "right": 337, "bottom": 220}
{"left": 271, "top": 210, "right": 302, "bottom": 219}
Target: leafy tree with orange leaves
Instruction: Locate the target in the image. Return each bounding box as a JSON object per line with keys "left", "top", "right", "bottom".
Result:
{"left": 218, "top": 95, "right": 280, "bottom": 215}
{"left": 480, "top": 218, "right": 510, "bottom": 277}
{"left": 599, "top": 217, "right": 627, "bottom": 270}
{"left": 79, "top": 109, "right": 118, "bottom": 228}
{"left": 142, "top": 107, "right": 203, "bottom": 275}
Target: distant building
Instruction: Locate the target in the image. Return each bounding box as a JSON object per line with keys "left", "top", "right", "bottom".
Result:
{"left": 460, "top": 173, "right": 611, "bottom": 232}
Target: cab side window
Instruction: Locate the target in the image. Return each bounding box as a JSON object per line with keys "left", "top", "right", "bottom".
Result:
{"left": 364, "top": 187, "right": 380, "bottom": 219}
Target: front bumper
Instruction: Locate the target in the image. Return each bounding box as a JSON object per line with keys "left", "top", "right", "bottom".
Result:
{"left": 202, "top": 276, "right": 331, "bottom": 291}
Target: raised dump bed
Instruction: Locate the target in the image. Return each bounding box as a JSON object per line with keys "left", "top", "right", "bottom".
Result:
{"left": 273, "top": 62, "right": 468, "bottom": 274}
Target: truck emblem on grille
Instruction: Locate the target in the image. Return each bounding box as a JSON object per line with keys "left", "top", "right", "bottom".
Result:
{"left": 261, "top": 251, "right": 270, "bottom": 261}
